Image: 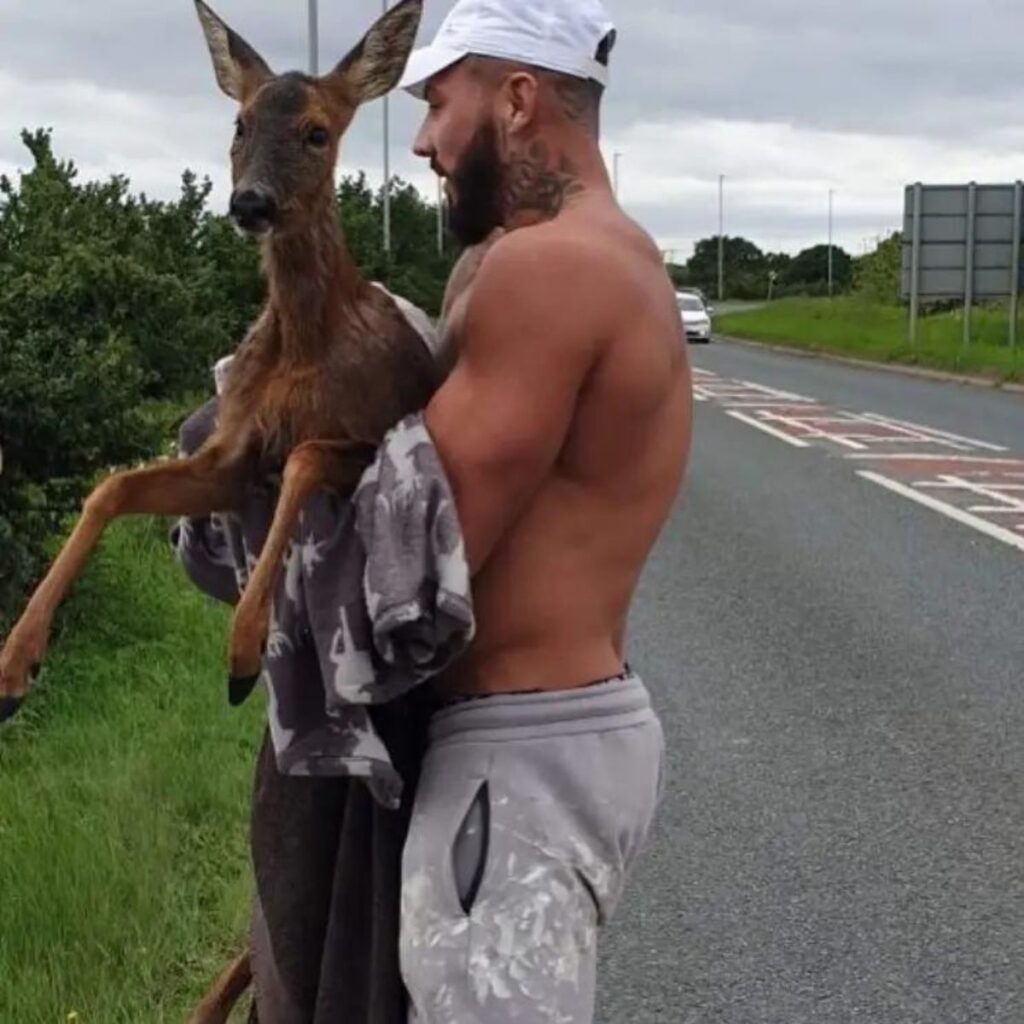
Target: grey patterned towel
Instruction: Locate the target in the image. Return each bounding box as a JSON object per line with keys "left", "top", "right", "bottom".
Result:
{"left": 172, "top": 410, "right": 474, "bottom": 810}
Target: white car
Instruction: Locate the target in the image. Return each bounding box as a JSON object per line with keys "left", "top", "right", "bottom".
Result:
{"left": 677, "top": 293, "right": 712, "bottom": 344}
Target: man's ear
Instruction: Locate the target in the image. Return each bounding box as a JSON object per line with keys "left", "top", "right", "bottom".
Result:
{"left": 195, "top": 0, "right": 273, "bottom": 102}
{"left": 502, "top": 72, "right": 542, "bottom": 135}
{"left": 325, "top": 0, "right": 422, "bottom": 105}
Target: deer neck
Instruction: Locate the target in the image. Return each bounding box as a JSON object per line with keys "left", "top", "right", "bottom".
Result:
{"left": 263, "top": 196, "right": 362, "bottom": 360}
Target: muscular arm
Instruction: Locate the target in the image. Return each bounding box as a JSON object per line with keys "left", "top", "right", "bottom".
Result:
{"left": 425, "top": 232, "right": 603, "bottom": 574}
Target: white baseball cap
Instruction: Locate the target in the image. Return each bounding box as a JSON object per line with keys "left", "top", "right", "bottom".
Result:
{"left": 398, "top": 0, "right": 616, "bottom": 100}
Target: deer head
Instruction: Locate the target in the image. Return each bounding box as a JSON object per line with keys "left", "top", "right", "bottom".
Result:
{"left": 195, "top": 0, "right": 422, "bottom": 238}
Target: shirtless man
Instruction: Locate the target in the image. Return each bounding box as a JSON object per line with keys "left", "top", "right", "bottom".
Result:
{"left": 394, "top": 1, "right": 693, "bottom": 1021}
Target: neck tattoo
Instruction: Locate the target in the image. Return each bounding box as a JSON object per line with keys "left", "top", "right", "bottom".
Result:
{"left": 503, "top": 139, "right": 585, "bottom": 222}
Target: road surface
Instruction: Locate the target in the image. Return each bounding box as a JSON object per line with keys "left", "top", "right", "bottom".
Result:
{"left": 597, "top": 339, "right": 1024, "bottom": 1023}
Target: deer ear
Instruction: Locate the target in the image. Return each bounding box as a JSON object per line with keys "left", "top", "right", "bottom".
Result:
{"left": 195, "top": 0, "right": 273, "bottom": 101}
{"left": 327, "top": 0, "right": 422, "bottom": 105}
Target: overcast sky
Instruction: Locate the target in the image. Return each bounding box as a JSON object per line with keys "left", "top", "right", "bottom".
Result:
{"left": 3, "top": 0, "right": 1024, "bottom": 260}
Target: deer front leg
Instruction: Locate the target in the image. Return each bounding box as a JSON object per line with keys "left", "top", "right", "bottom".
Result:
{"left": 0, "top": 444, "right": 242, "bottom": 722}
{"left": 228, "top": 440, "right": 375, "bottom": 705}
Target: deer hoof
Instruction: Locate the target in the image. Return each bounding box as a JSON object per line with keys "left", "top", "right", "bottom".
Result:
{"left": 227, "top": 637, "right": 266, "bottom": 705}
{"left": 0, "top": 651, "right": 34, "bottom": 714}
{"left": 227, "top": 672, "right": 261, "bottom": 707}
{"left": 1, "top": 619, "right": 49, "bottom": 709}
{"left": 0, "top": 697, "right": 24, "bottom": 724}
{"left": 228, "top": 604, "right": 268, "bottom": 706}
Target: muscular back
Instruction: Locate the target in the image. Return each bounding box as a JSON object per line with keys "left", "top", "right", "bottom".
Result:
{"left": 433, "top": 199, "right": 693, "bottom": 695}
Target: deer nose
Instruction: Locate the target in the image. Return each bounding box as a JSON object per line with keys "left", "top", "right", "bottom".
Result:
{"left": 229, "top": 188, "right": 277, "bottom": 231}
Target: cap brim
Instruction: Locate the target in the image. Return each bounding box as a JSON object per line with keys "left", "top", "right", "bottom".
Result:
{"left": 398, "top": 44, "right": 467, "bottom": 99}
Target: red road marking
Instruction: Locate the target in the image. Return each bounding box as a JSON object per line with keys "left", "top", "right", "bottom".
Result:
{"left": 697, "top": 368, "right": 1024, "bottom": 550}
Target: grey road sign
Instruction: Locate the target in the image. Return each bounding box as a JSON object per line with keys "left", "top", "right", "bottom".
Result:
{"left": 902, "top": 182, "right": 1023, "bottom": 347}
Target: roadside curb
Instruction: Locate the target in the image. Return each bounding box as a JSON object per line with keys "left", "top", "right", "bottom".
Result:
{"left": 714, "top": 334, "right": 1024, "bottom": 395}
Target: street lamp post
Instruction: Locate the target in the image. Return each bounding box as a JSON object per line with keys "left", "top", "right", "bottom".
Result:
{"left": 308, "top": 0, "right": 318, "bottom": 74}
{"left": 828, "top": 188, "right": 835, "bottom": 298}
{"left": 382, "top": 0, "right": 392, "bottom": 256}
{"left": 718, "top": 174, "right": 725, "bottom": 303}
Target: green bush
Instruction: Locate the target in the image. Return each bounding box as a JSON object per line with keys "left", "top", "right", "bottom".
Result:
{"left": 338, "top": 172, "right": 456, "bottom": 315}
{"left": 853, "top": 232, "right": 903, "bottom": 306}
{"left": 0, "top": 135, "right": 158, "bottom": 614}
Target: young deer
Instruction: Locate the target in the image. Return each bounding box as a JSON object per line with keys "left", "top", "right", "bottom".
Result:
{"left": 0, "top": 0, "right": 438, "bottom": 717}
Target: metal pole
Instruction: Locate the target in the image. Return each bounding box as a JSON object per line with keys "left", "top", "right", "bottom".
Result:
{"left": 308, "top": 0, "right": 319, "bottom": 74}
{"left": 1011, "top": 181, "right": 1022, "bottom": 349}
{"left": 828, "top": 189, "right": 834, "bottom": 298}
{"left": 964, "top": 181, "right": 976, "bottom": 347}
{"left": 382, "top": 0, "right": 391, "bottom": 256}
{"left": 909, "top": 183, "right": 922, "bottom": 345}
{"left": 718, "top": 174, "right": 725, "bottom": 302}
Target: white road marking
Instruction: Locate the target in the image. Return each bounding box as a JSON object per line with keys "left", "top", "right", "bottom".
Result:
{"left": 725, "top": 410, "right": 810, "bottom": 448}
{"left": 699, "top": 373, "right": 1017, "bottom": 492}
{"left": 913, "top": 475, "right": 1024, "bottom": 512}
{"left": 805, "top": 432, "right": 867, "bottom": 451}
{"left": 857, "top": 413, "right": 1008, "bottom": 452}
{"left": 736, "top": 380, "right": 815, "bottom": 402}
{"left": 844, "top": 454, "right": 1023, "bottom": 463}
{"left": 857, "top": 471, "right": 1024, "bottom": 553}
{"left": 758, "top": 412, "right": 867, "bottom": 450}
{"left": 918, "top": 484, "right": 1024, "bottom": 492}
{"left": 721, "top": 402, "right": 822, "bottom": 410}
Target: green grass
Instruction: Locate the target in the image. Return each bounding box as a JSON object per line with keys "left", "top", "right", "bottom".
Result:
{"left": 0, "top": 519, "right": 262, "bottom": 1024}
{"left": 715, "top": 297, "right": 1024, "bottom": 384}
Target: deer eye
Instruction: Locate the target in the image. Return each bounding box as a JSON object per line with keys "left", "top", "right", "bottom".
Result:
{"left": 233, "top": 119, "right": 246, "bottom": 145}
{"left": 307, "top": 126, "right": 330, "bottom": 149}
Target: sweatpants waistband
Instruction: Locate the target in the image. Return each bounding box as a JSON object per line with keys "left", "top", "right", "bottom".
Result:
{"left": 428, "top": 674, "right": 654, "bottom": 746}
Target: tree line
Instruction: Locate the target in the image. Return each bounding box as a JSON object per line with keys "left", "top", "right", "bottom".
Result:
{"left": 669, "top": 232, "right": 903, "bottom": 304}
{"left": 0, "top": 129, "right": 456, "bottom": 619}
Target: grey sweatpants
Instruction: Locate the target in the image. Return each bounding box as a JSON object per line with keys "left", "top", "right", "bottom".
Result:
{"left": 399, "top": 674, "right": 665, "bottom": 1024}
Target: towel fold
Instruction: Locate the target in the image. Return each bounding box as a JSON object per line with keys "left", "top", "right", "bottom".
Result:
{"left": 173, "top": 410, "right": 474, "bottom": 809}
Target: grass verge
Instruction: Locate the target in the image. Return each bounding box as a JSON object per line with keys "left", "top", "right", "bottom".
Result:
{"left": 0, "top": 518, "right": 261, "bottom": 1024}
{"left": 714, "top": 298, "right": 1024, "bottom": 384}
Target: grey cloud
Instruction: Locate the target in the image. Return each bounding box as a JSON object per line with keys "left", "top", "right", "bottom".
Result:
{"left": 7, "top": 0, "right": 1024, "bottom": 140}
{"left": 608, "top": 1, "right": 1024, "bottom": 140}
{"left": 4, "top": 0, "right": 1023, "bottom": 257}
{"left": 2, "top": 1, "right": 443, "bottom": 98}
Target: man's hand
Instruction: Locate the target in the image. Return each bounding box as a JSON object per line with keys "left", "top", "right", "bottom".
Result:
{"left": 425, "top": 228, "right": 608, "bottom": 574}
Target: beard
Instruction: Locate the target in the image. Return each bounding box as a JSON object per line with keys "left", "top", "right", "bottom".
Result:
{"left": 446, "top": 120, "right": 505, "bottom": 247}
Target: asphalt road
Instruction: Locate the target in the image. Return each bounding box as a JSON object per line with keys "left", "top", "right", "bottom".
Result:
{"left": 596, "top": 340, "right": 1024, "bottom": 1023}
